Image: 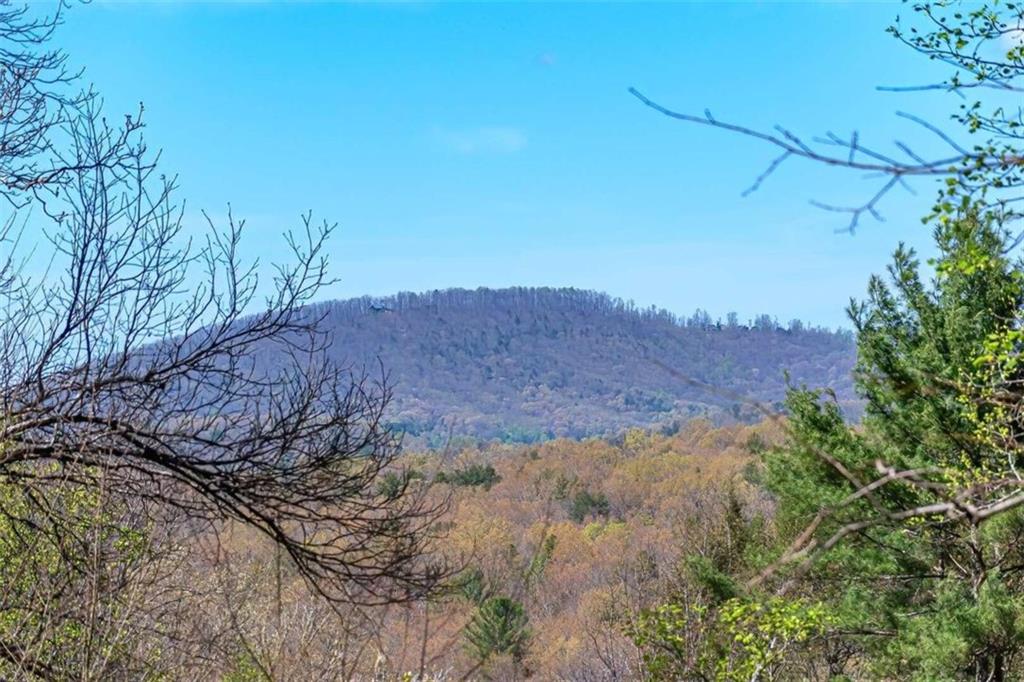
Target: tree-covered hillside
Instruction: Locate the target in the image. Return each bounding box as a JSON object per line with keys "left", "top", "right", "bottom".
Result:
{"left": 298, "top": 287, "right": 857, "bottom": 443}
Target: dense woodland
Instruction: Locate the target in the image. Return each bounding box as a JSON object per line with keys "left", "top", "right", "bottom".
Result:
{"left": 300, "top": 288, "right": 856, "bottom": 444}
{"left": 129, "top": 422, "right": 781, "bottom": 679}
{"left": 1, "top": 1, "right": 1024, "bottom": 680}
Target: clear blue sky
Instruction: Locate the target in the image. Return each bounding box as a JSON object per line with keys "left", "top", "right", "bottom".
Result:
{"left": 58, "top": 1, "right": 958, "bottom": 328}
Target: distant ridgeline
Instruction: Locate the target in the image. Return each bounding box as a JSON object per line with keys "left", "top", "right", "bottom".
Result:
{"left": 298, "top": 288, "right": 857, "bottom": 446}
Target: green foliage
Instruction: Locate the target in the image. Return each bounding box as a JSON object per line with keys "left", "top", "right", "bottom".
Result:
{"left": 631, "top": 597, "right": 830, "bottom": 681}
{"left": 567, "top": 488, "right": 610, "bottom": 523}
{"left": 376, "top": 468, "right": 424, "bottom": 500}
{"left": 524, "top": 533, "right": 557, "bottom": 589}
{"left": 0, "top": 471, "right": 153, "bottom": 678}
{"left": 222, "top": 653, "right": 270, "bottom": 682}
{"left": 686, "top": 555, "right": 737, "bottom": 603}
{"left": 877, "top": 575, "right": 1024, "bottom": 681}
{"left": 888, "top": 1, "right": 1023, "bottom": 224}
{"left": 631, "top": 602, "right": 712, "bottom": 680}
{"left": 435, "top": 463, "right": 501, "bottom": 490}
{"left": 455, "top": 567, "right": 493, "bottom": 606}
{"left": 582, "top": 519, "right": 626, "bottom": 542}
{"left": 463, "top": 596, "right": 531, "bottom": 664}
{"left": 762, "top": 208, "right": 1024, "bottom": 679}
{"left": 630, "top": 489, "right": 789, "bottom": 678}
{"left": 631, "top": 209, "right": 1024, "bottom": 677}
{"left": 712, "top": 598, "right": 831, "bottom": 682}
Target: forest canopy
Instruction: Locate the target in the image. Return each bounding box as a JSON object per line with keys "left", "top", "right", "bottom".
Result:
{"left": 0, "top": 0, "right": 1023, "bottom": 680}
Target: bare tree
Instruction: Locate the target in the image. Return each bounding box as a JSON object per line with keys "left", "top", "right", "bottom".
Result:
{"left": 630, "top": 2, "right": 1023, "bottom": 233}
{"left": 0, "top": 0, "right": 447, "bottom": 628}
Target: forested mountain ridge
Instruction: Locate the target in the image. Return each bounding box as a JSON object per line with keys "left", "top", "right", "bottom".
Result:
{"left": 292, "top": 287, "right": 858, "bottom": 444}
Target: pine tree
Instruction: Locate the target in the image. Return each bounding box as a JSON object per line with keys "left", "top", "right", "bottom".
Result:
{"left": 767, "top": 210, "right": 1024, "bottom": 679}
{"left": 463, "top": 596, "right": 531, "bottom": 665}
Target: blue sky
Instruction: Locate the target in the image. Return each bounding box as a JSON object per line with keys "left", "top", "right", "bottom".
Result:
{"left": 58, "top": 1, "right": 959, "bottom": 328}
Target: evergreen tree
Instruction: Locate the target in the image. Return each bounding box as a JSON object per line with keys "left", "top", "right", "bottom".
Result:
{"left": 464, "top": 596, "right": 531, "bottom": 665}
{"left": 766, "top": 210, "right": 1024, "bottom": 679}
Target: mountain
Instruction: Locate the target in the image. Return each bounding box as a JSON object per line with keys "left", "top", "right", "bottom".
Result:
{"left": 298, "top": 287, "right": 857, "bottom": 445}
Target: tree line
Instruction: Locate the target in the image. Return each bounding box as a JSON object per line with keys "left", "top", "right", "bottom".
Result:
{"left": 312, "top": 286, "right": 844, "bottom": 335}
{"left": 0, "top": 0, "right": 1022, "bottom": 680}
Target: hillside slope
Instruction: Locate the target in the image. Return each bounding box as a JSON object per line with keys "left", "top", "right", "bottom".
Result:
{"left": 298, "top": 288, "right": 857, "bottom": 443}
